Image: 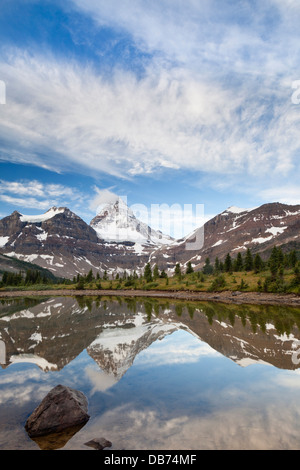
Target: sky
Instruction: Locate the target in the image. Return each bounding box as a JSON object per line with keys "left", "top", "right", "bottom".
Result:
{"left": 0, "top": 0, "right": 300, "bottom": 238}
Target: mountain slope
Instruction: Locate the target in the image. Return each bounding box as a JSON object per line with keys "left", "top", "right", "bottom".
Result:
{"left": 0, "top": 203, "right": 172, "bottom": 279}
{"left": 0, "top": 207, "right": 103, "bottom": 278}
{"left": 0, "top": 253, "right": 60, "bottom": 281}
{"left": 150, "top": 202, "right": 300, "bottom": 272}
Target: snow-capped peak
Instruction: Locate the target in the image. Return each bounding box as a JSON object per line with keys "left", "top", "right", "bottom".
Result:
{"left": 90, "top": 198, "right": 173, "bottom": 245}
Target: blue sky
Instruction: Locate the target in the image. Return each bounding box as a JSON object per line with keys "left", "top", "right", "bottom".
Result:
{"left": 0, "top": 0, "right": 300, "bottom": 237}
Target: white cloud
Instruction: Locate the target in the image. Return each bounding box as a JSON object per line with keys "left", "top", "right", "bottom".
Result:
{"left": 135, "top": 330, "right": 221, "bottom": 367}
{"left": 0, "top": 49, "right": 299, "bottom": 186}
{"left": 259, "top": 186, "right": 300, "bottom": 206}
{"left": 0, "top": 179, "right": 85, "bottom": 211}
{"left": 89, "top": 188, "right": 120, "bottom": 211}
{"left": 0, "top": 179, "right": 75, "bottom": 198}
{"left": 0, "top": 194, "right": 52, "bottom": 210}
{"left": 70, "top": 0, "right": 300, "bottom": 78}
{"left": 0, "top": 0, "right": 299, "bottom": 199}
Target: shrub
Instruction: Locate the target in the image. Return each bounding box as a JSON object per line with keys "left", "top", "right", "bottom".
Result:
{"left": 237, "top": 279, "right": 248, "bottom": 290}
{"left": 208, "top": 275, "right": 226, "bottom": 291}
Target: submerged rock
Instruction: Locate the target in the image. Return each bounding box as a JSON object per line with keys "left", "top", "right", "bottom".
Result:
{"left": 25, "top": 384, "right": 90, "bottom": 438}
{"left": 84, "top": 438, "right": 112, "bottom": 450}
{"left": 30, "top": 424, "right": 86, "bottom": 450}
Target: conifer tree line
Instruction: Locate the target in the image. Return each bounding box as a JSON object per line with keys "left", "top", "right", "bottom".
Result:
{"left": 1, "top": 246, "right": 298, "bottom": 292}
{"left": 74, "top": 265, "right": 169, "bottom": 289}
{"left": 73, "top": 247, "right": 299, "bottom": 288}
{"left": 0, "top": 268, "right": 56, "bottom": 287}
{"left": 202, "top": 247, "right": 298, "bottom": 275}
{"left": 139, "top": 247, "right": 300, "bottom": 294}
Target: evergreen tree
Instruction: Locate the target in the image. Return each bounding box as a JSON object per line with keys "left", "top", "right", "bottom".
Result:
{"left": 86, "top": 269, "right": 94, "bottom": 283}
{"left": 254, "top": 253, "right": 263, "bottom": 273}
{"left": 174, "top": 263, "right": 182, "bottom": 279}
{"left": 269, "top": 246, "right": 279, "bottom": 276}
{"left": 2, "top": 271, "right": 8, "bottom": 285}
{"left": 203, "top": 258, "right": 213, "bottom": 275}
{"left": 244, "top": 248, "right": 254, "bottom": 271}
{"left": 153, "top": 264, "right": 160, "bottom": 280}
{"left": 133, "top": 270, "right": 138, "bottom": 279}
{"left": 234, "top": 252, "right": 244, "bottom": 272}
{"left": 214, "top": 257, "right": 220, "bottom": 273}
{"left": 144, "top": 263, "right": 153, "bottom": 282}
{"left": 289, "top": 250, "right": 298, "bottom": 268}
{"left": 76, "top": 277, "right": 85, "bottom": 290}
{"left": 25, "top": 269, "right": 42, "bottom": 285}
{"left": 293, "top": 262, "right": 300, "bottom": 286}
{"left": 277, "top": 246, "right": 284, "bottom": 267}
{"left": 186, "top": 261, "right": 194, "bottom": 274}
{"left": 1, "top": 270, "right": 24, "bottom": 287}
{"left": 224, "top": 253, "right": 232, "bottom": 273}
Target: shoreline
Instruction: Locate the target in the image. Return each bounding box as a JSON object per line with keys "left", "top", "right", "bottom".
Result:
{"left": 0, "top": 289, "right": 299, "bottom": 306}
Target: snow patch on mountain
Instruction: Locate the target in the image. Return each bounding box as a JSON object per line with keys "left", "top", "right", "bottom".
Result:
{"left": 212, "top": 239, "right": 225, "bottom": 247}
{"left": 265, "top": 226, "right": 288, "bottom": 236}
{"left": 20, "top": 207, "right": 66, "bottom": 223}
{"left": 36, "top": 231, "right": 48, "bottom": 242}
{"left": 0, "top": 236, "right": 9, "bottom": 248}
{"left": 251, "top": 226, "right": 288, "bottom": 245}
{"left": 222, "top": 206, "right": 258, "bottom": 216}
{"left": 251, "top": 236, "right": 273, "bottom": 244}
{"left": 9, "top": 354, "right": 58, "bottom": 371}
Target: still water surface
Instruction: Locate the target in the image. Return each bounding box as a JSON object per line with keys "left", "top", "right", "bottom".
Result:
{"left": 1, "top": 295, "right": 300, "bottom": 450}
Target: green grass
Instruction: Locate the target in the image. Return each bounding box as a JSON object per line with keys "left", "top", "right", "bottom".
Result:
{"left": 76, "top": 269, "right": 300, "bottom": 295}
{"left": 0, "top": 269, "right": 299, "bottom": 295}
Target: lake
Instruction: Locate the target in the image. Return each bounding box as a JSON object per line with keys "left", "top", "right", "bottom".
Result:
{"left": 1, "top": 295, "right": 300, "bottom": 450}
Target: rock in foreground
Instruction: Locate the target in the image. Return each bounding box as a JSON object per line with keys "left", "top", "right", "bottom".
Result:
{"left": 25, "top": 384, "right": 90, "bottom": 438}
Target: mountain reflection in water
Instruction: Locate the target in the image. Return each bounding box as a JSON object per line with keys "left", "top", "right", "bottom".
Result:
{"left": 1, "top": 295, "right": 300, "bottom": 450}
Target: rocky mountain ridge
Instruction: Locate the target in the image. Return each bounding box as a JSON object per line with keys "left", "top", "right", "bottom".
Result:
{"left": 151, "top": 202, "right": 300, "bottom": 273}
{"left": 0, "top": 201, "right": 299, "bottom": 278}
{"left": 0, "top": 205, "right": 158, "bottom": 278}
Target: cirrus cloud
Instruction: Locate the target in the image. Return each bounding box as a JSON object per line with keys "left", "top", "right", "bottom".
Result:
{"left": 0, "top": 48, "right": 299, "bottom": 185}
{"left": 0, "top": 178, "right": 86, "bottom": 212}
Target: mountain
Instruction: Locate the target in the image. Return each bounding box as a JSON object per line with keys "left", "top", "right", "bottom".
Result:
{"left": 150, "top": 202, "right": 300, "bottom": 273}
{"left": 0, "top": 203, "right": 172, "bottom": 279}
{"left": 0, "top": 207, "right": 102, "bottom": 279}
{"left": 90, "top": 197, "right": 173, "bottom": 246}
{"left": 0, "top": 201, "right": 299, "bottom": 279}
